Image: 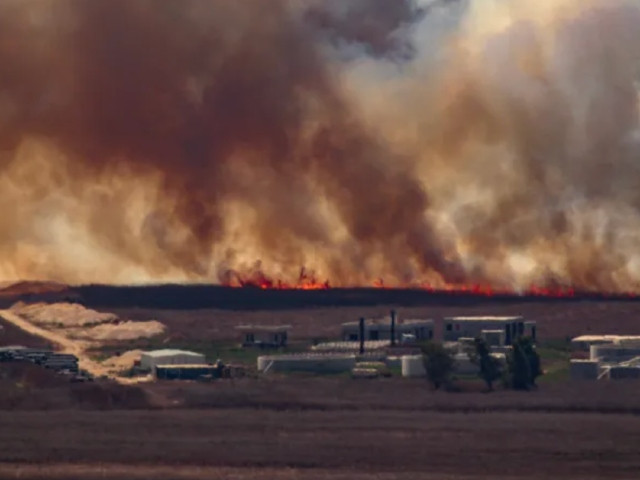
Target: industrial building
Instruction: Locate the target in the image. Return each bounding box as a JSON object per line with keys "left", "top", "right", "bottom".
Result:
{"left": 341, "top": 317, "right": 434, "bottom": 342}
{"left": 235, "top": 325, "right": 291, "bottom": 348}
{"left": 570, "top": 334, "right": 640, "bottom": 381}
{"left": 571, "top": 335, "right": 640, "bottom": 353}
{"left": 140, "top": 349, "right": 205, "bottom": 371}
{"left": 0, "top": 345, "right": 80, "bottom": 376}
{"left": 443, "top": 316, "right": 536, "bottom": 345}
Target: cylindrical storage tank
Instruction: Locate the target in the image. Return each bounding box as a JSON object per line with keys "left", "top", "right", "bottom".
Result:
{"left": 402, "top": 355, "right": 426, "bottom": 378}
{"left": 570, "top": 359, "right": 599, "bottom": 380}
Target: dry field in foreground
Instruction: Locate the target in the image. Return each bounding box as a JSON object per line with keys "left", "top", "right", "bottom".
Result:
{"left": 0, "top": 409, "right": 639, "bottom": 480}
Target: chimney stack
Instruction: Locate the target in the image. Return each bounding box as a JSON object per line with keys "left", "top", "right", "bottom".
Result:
{"left": 359, "top": 317, "right": 365, "bottom": 355}
{"left": 390, "top": 309, "right": 396, "bottom": 347}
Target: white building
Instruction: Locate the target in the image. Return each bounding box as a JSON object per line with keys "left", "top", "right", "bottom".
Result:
{"left": 341, "top": 318, "right": 434, "bottom": 342}
{"left": 235, "top": 325, "right": 291, "bottom": 348}
{"left": 443, "top": 316, "right": 535, "bottom": 345}
{"left": 140, "top": 349, "right": 205, "bottom": 371}
{"left": 571, "top": 335, "right": 640, "bottom": 353}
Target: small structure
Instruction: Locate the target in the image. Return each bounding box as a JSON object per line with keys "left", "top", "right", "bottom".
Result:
{"left": 140, "top": 349, "right": 205, "bottom": 371}
{"left": 590, "top": 344, "right": 640, "bottom": 363}
{"left": 571, "top": 335, "right": 619, "bottom": 352}
{"left": 236, "top": 325, "right": 291, "bottom": 348}
{"left": 571, "top": 335, "right": 640, "bottom": 354}
{"left": 570, "top": 359, "right": 599, "bottom": 380}
{"left": 443, "top": 316, "right": 531, "bottom": 345}
{"left": 401, "top": 355, "right": 426, "bottom": 378}
{"left": 481, "top": 329, "right": 505, "bottom": 347}
{"left": 341, "top": 318, "right": 434, "bottom": 342}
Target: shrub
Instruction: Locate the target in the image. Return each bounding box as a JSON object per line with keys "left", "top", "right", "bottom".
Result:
{"left": 506, "top": 337, "right": 542, "bottom": 390}
{"left": 471, "top": 338, "right": 502, "bottom": 391}
{"left": 420, "top": 342, "right": 454, "bottom": 390}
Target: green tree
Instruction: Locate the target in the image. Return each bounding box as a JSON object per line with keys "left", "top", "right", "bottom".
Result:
{"left": 507, "top": 337, "right": 542, "bottom": 390}
{"left": 420, "top": 342, "right": 455, "bottom": 390}
{"left": 471, "top": 338, "right": 502, "bottom": 391}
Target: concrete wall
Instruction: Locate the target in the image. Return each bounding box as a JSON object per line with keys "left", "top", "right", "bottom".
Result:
{"left": 570, "top": 360, "right": 599, "bottom": 380}
{"left": 257, "top": 354, "right": 356, "bottom": 374}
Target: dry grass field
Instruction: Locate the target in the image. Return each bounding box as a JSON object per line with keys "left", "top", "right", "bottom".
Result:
{"left": 3, "top": 286, "right": 640, "bottom": 479}
{"left": 1, "top": 408, "right": 639, "bottom": 479}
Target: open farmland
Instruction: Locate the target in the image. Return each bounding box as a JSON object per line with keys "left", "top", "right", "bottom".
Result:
{"left": 1, "top": 407, "right": 639, "bottom": 480}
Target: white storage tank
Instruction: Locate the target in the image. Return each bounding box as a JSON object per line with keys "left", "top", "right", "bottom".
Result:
{"left": 570, "top": 359, "right": 599, "bottom": 380}
{"left": 401, "top": 355, "right": 426, "bottom": 378}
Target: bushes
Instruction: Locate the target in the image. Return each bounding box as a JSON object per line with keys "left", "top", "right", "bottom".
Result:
{"left": 471, "top": 338, "right": 502, "bottom": 391}
{"left": 506, "top": 337, "right": 542, "bottom": 390}
{"left": 420, "top": 342, "right": 455, "bottom": 390}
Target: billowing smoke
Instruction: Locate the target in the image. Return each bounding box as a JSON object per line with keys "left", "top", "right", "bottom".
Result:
{"left": 0, "top": 0, "right": 639, "bottom": 292}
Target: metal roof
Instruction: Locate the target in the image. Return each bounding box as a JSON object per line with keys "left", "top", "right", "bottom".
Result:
{"left": 235, "top": 325, "right": 291, "bottom": 332}
{"left": 142, "top": 349, "right": 204, "bottom": 357}
{"left": 342, "top": 318, "right": 433, "bottom": 327}
{"left": 0, "top": 345, "right": 27, "bottom": 352}
{"left": 445, "top": 316, "right": 523, "bottom": 322}
{"left": 571, "top": 335, "right": 640, "bottom": 343}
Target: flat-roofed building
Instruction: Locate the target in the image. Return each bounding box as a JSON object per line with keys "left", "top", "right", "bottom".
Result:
{"left": 443, "top": 316, "right": 532, "bottom": 345}
{"left": 236, "top": 325, "right": 291, "bottom": 348}
{"left": 571, "top": 335, "right": 640, "bottom": 353}
{"left": 341, "top": 318, "right": 434, "bottom": 343}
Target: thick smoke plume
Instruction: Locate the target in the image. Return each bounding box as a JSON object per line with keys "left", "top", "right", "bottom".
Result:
{"left": 0, "top": 0, "right": 639, "bottom": 292}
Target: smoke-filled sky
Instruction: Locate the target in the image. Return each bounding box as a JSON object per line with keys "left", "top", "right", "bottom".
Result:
{"left": 1, "top": 0, "right": 640, "bottom": 292}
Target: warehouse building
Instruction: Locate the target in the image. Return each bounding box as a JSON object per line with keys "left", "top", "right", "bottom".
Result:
{"left": 140, "top": 349, "right": 205, "bottom": 371}
{"left": 443, "top": 316, "right": 535, "bottom": 345}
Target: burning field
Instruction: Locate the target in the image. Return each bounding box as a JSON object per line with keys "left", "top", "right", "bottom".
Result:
{"left": 0, "top": 1, "right": 639, "bottom": 294}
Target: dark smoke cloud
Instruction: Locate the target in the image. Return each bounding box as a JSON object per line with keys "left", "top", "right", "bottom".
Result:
{"left": 2, "top": 0, "right": 640, "bottom": 293}
{"left": 305, "top": 0, "right": 425, "bottom": 59}
{"left": 0, "top": 0, "right": 460, "bottom": 286}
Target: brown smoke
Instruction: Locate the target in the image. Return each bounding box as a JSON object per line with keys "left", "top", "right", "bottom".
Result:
{"left": 1, "top": 0, "right": 640, "bottom": 292}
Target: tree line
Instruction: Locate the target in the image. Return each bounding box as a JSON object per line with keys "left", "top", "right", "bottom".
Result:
{"left": 420, "top": 336, "right": 542, "bottom": 391}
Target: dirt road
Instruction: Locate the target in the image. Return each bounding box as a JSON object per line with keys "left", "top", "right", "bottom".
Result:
{"left": 0, "top": 309, "right": 145, "bottom": 383}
